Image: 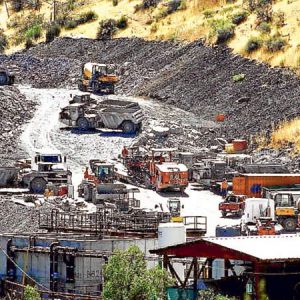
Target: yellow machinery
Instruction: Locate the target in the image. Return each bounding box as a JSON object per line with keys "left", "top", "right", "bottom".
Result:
{"left": 78, "top": 62, "right": 118, "bottom": 94}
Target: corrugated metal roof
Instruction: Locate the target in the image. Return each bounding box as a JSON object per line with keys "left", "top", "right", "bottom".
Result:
{"left": 204, "top": 234, "right": 300, "bottom": 261}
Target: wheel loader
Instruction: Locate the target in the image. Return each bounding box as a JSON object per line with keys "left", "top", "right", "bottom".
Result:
{"left": 0, "top": 69, "right": 15, "bottom": 85}
{"left": 78, "top": 63, "right": 118, "bottom": 94}
{"left": 59, "top": 95, "right": 144, "bottom": 133}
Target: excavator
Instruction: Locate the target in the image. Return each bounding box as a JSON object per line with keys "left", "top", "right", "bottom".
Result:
{"left": 78, "top": 62, "right": 118, "bottom": 94}
{"left": 0, "top": 69, "right": 15, "bottom": 85}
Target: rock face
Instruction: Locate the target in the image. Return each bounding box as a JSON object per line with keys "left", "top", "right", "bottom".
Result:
{"left": 1, "top": 37, "right": 299, "bottom": 142}
{"left": 0, "top": 86, "right": 36, "bottom": 165}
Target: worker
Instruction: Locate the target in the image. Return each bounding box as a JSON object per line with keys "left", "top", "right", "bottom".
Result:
{"left": 84, "top": 167, "right": 89, "bottom": 179}
{"left": 221, "top": 178, "right": 228, "bottom": 198}
{"left": 122, "top": 146, "right": 129, "bottom": 158}
{"left": 99, "top": 168, "right": 107, "bottom": 181}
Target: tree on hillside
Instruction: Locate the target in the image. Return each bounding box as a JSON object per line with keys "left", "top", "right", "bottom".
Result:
{"left": 103, "top": 245, "right": 174, "bottom": 300}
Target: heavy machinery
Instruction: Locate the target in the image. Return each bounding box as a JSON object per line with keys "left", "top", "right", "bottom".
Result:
{"left": 78, "top": 62, "right": 118, "bottom": 94}
{"left": 0, "top": 69, "right": 14, "bottom": 85}
{"left": 21, "top": 149, "right": 71, "bottom": 193}
{"left": 117, "top": 147, "right": 189, "bottom": 192}
{"left": 272, "top": 191, "right": 300, "bottom": 231}
{"left": 0, "top": 150, "right": 71, "bottom": 193}
{"left": 59, "top": 95, "right": 144, "bottom": 133}
{"left": 78, "top": 160, "right": 140, "bottom": 211}
{"left": 148, "top": 148, "right": 188, "bottom": 192}
{"left": 219, "top": 194, "right": 247, "bottom": 217}
{"left": 241, "top": 198, "right": 278, "bottom": 235}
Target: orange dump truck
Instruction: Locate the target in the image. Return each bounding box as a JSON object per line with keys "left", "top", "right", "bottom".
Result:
{"left": 233, "top": 174, "right": 300, "bottom": 197}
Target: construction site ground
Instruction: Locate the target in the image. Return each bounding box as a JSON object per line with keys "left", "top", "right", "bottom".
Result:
{"left": 2, "top": 36, "right": 300, "bottom": 236}
{"left": 0, "top": 84, "right": 239, "bottom": 236}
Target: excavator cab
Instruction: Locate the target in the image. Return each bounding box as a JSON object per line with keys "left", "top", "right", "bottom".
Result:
{"left": 79, "top": 63, "right": 118, "bottom": 94}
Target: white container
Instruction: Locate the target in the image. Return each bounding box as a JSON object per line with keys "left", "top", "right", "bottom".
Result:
{"left": 242, "top": 198, "right": 275, "bottom": 224}
{"left": 158, "top": 222, "right": 186, "bottom": 249}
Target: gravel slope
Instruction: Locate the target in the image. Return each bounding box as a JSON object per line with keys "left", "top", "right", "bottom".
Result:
{"left": 1, "top": 37, "right": 299, "bottom": 143}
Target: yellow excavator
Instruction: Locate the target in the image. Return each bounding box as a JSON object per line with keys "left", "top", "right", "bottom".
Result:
{"left": 78, "top": 62, "right": 119, "bottom": 94}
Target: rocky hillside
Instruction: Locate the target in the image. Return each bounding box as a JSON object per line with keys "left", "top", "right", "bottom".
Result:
{"left": 1, "top": 37, "right": 299, "bottom": 146}
{"left": 0, "top": 86, "right": 36, "bottom": 165}
{"left": 1, "top": 0, "right": 300, "bottom": 70}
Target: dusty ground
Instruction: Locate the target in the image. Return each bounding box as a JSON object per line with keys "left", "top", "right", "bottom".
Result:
{"left": 0, "top": 85, "right": 235, "bottom": 235}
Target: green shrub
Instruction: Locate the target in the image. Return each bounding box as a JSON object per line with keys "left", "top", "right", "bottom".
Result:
{"left": 116, "top": 16, "right": 128, "bottom": 29}
{"left": 209, "top": 18, "right": 235, "bottom": 44}
{"left": 77, "top": 11, "right": 98, "bottom": 24}
{"left": 231, "top": 10, "right": 248, "bottom": 25}
{"left": 0, "top": 30, "right": 8, "bottom": 53}
{"left": 257, "top": 21, "right": 271, "bottom": 33}
{"left": 266, "top": 36, "right": 285, "bottom": 52}
{"left": 25, "top": 24, "right": 42, "bottom": 40}
{"left": 203, "top": 9, "right": 215, "bottom": 19}
{"left": 65, "top": 20, "right": 78, "bottom": 29}
{"left": 112, "top": 0, "right": 118, "bottom": 6}
{"left": 45, "top": 23, "right": 61, "bottom": 43}
{"left": 97, "top": 19, "right": 117, "bottom": 39}
{"left": 24, "top": 285, "right": 41, "bottom": 300}
{"left": 245, "top": 36, "right": 262, "bottom": 52}
{"left": 232, "top": 73, "right": 245, "bottom": 82}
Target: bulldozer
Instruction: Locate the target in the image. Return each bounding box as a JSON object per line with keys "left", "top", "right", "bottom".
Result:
{"left": 78, "top": 63, "right": 118, "bottom": 94}
{"left": 0, "top": 69, "right": 15, "bottom": 86}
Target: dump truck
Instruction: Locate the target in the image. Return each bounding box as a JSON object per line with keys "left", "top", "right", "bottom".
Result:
{"left": 219, "top": 194, "right": 247, "bottom": 217}
{"left": 21, "top": 149, "right": 71, "bottom": 193}
{"left": 78, "top": 62, "right": 118, "bottom": 94}
{"left": 0, "top": 69, "right": 14, "bottom": 85}
{"left": 59, "top": 96, "right": 144, "bottom": 133}
{"left": 0, "top": 150, "right": 71, "bottom": 193}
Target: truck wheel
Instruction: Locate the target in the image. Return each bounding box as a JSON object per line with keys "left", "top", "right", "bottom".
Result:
{"left": 30, "top": 177, "right": 47, "bottom": 193}
{"left": 122, "top": 121, "right": 136, "bottom": 134}
{"left": 237, "top": 210, "right": 243, "bottom": 217}
{"left": 77, "top": 117, "right": 90, "bottom": 131}
{"left": 78, "top": 82, "right": 86, "bottom": 92}
{"left": 0, "top": 72, "right": 8, "bottom": 85}
{"left": 283, "top": 218, "right": 297, "bottom": 231}
{"left": 221, "top": 211, "right": 227, "bottom": 217}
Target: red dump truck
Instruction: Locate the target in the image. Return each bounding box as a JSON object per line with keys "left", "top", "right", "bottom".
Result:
{"left": 233, "top": 174, "right": 300, "bottom": 198}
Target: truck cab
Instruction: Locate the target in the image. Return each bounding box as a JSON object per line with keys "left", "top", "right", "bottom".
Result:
{"left": 219, "top": 194, "right": 246, "bottom": 217}
{"left": 32, "top": 150, "right": 67, "bottom": 172}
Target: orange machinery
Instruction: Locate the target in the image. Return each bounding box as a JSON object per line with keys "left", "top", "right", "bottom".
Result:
{"left": 148, "top": 148, "right": 188, "bottom": 192}
{"left": 233, "top": 174, "right": 300, "bottom": 197}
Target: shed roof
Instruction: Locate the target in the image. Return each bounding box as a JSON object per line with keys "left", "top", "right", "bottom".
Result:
{"left": 150, "top": 235, "right": 300, "bottom": 262}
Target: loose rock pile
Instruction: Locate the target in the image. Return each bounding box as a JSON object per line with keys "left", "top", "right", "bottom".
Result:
{"left": 0, "top": 86, "right": 36, "bottom": 165}
{"left": 3, "top": 37, "right": 298, "bottom": 143}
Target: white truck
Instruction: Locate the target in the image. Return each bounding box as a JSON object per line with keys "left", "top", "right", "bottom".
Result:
{"left": 59, "top": 95, "right": 144, "bottom": 133}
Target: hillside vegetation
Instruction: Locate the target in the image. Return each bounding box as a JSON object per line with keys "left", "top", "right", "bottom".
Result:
{"left": 0, "top": 0, "right": 300, "bottom": 71}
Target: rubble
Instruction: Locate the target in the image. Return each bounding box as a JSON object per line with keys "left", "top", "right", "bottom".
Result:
{"left": 0, "top": 37, "right": 299, "bottom": 145}
{"left": 0, "top": 86, "right": 36, "bottom": 165}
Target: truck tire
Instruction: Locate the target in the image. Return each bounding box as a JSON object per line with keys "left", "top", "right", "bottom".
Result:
{"left": 283, "top": 218, "right": 297, "bottom": 231}
{"left": 122, "top": 121, "right": 136, "bottom": 134}
{"left": 221, "top": 211, "right": 227, "bottom": 217}
{"left": 0, "top": 72, "right": 8, "bottom": 85}
{"left": 30, "top": 177, "right": 47, "bottom": 193}
{"left": 78, "top": 82, "right": 87, "bottom": 92}
{"left": 77, "top": 117, "right": 90, "bottom": 131}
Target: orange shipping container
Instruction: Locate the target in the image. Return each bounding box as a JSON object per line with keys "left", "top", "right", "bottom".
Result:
{"left": 233, "top": 174, "right": 300, "bottom": 197}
